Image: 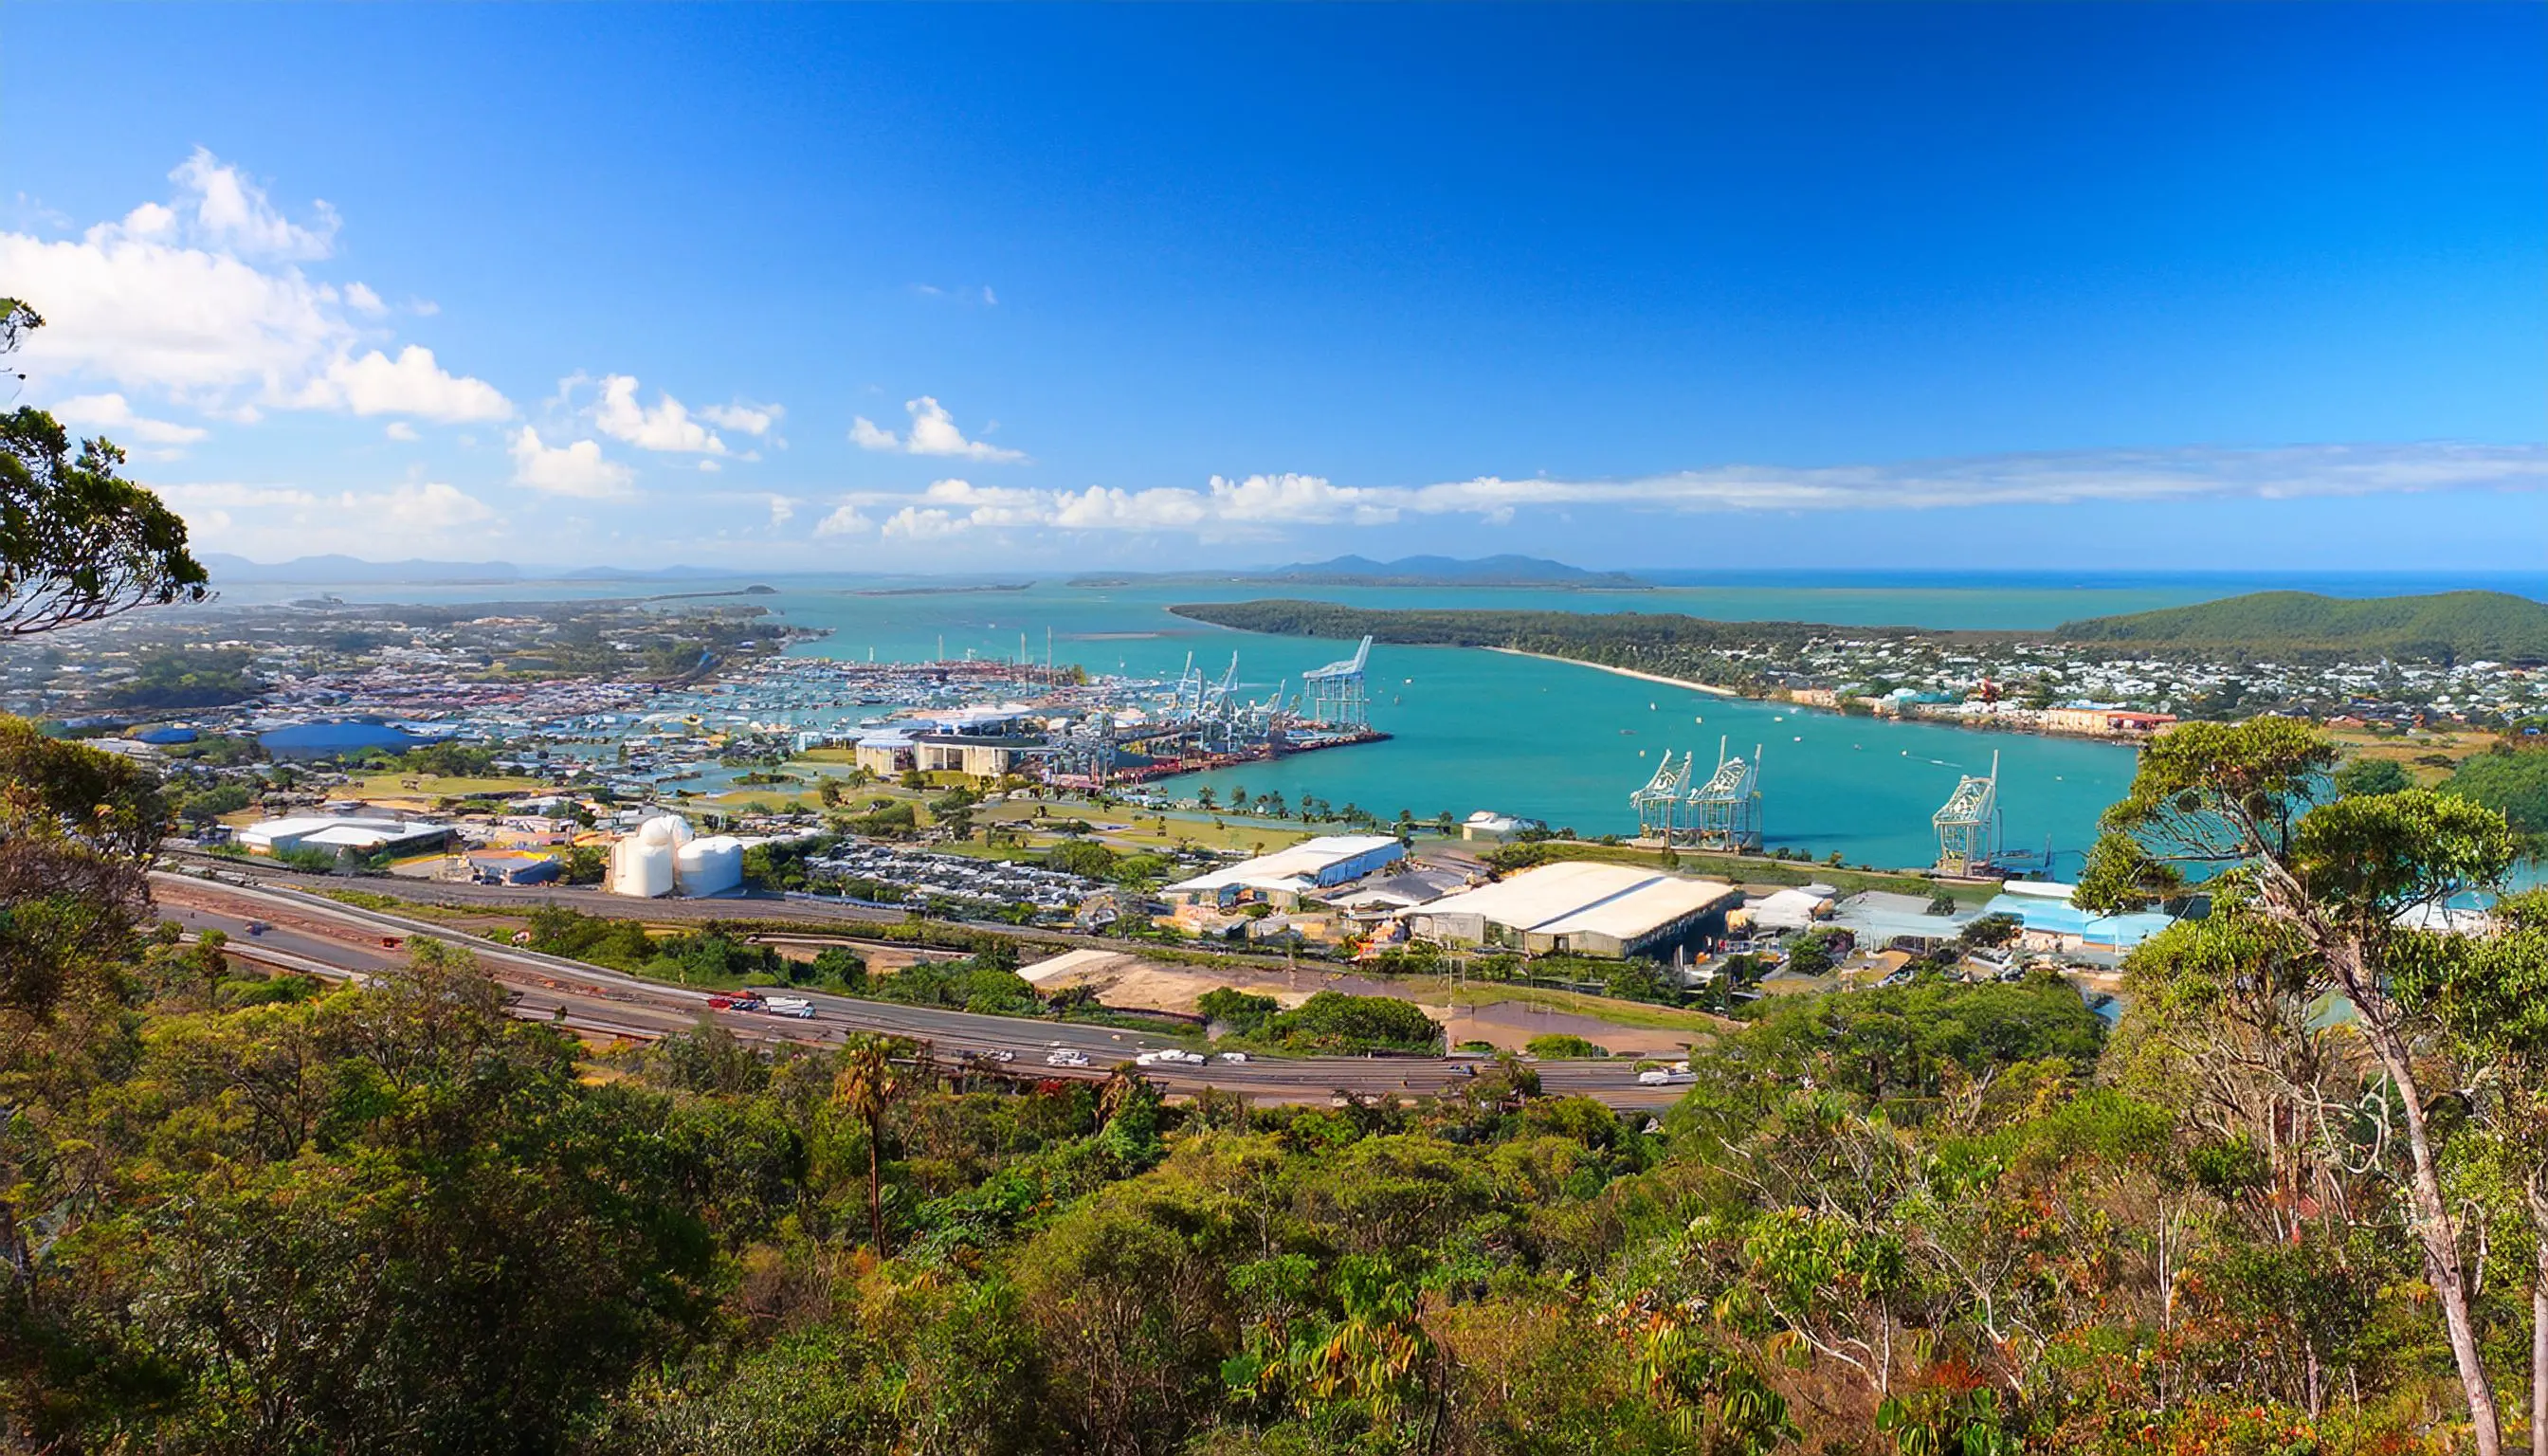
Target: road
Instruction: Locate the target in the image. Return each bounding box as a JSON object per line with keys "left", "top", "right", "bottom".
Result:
{"left": 150, "top": 870, "right": 1686, "bottom": 1111}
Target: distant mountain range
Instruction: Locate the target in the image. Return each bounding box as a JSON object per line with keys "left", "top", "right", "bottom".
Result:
{"left": 1071, "top": 555, "right": 1647, "bottom": 590}
{"left": 197, "top": 555, "right": 739, "bottom": 585}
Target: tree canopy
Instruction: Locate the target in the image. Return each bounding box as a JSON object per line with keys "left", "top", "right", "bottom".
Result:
{"left": 0, "top": 300, "right": 209, "bottom": 637}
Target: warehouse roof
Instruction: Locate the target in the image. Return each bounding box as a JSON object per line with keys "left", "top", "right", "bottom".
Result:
{"left": 1410, "top": 861, "right": 1738, "bottom": 937}
{"left": 1166, "top": 834, "right": 1405, "bottom": 895}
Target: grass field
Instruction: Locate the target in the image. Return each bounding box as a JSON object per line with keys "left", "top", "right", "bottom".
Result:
{"left": 1434, "top": 980, "right": 1736, "bottom": 1036}
{"left": 353, "top": 772, "right": 548, "bottom": 802}
{"left": 2327, "top": 726, "right": 2500, "bottom": 786}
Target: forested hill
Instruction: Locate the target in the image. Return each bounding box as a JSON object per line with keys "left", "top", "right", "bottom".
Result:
{"left": 1169, "top": 599, "right": 2005, "bottom": 655}
{"left": 2055, "top": 590, "right": 2548, "bottom": 663}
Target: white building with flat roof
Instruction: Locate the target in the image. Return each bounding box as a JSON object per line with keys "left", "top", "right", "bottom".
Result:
{"left": 1163, "top": 833, "right": 1407, "bottom": 909}
{"left": 237, "top": 815, "right": 454, "bottom": 859}
{"left": 1402, "top": 860, "right": 1739, "bottom": 959}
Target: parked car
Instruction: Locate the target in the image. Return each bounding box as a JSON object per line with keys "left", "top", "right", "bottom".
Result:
{"left": 1046, "top": 1049, "right": 1090, "bottom": 1067}
{"left": 770, "top": 1005, "right": 814, "bottom": 1019}
{"left": 1218, "top": 1051, "right": 1249, "bottom": 1064}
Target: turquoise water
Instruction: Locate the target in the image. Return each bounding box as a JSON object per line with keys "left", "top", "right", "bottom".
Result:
{"left": 185, "top": 569, "right": 2542, "bottom": 871}
{"left": 735, "top": 581, "right": 2145, "bottom": 870}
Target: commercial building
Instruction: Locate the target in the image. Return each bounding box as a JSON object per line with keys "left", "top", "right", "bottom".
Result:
{"left": 1741, "top": 883, "right": 1838, "bottom": 934}
{"left": 2043, "top": 705, "right": 2180, "bottom": 737}
{"left": 237, "top": 815, "right": 454, "bottom": 859}
{"left": 1460, "top": 810, "right": 1545, "bottom": 842}
{"left": 1402, "top": 861, "right": 1740, "bottom": 959}
{"left": 1980, "top": 880, "right": 2176, "bottom": 956}
{"left": 851, "top": 730, "right": 919, "bottom": 778}
{"left": 1162, "top": 834, "right": 1408, "bottom": 910}
{"left": 913, "top": 732, "right": 1037, "bottom": 777}
{"left": 466, "top": 851, "right": 562, "bottom": 886}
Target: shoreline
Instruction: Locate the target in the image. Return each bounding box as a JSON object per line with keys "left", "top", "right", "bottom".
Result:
{"left": 1483, "top": 646, "right": 1740, "bottom": 698}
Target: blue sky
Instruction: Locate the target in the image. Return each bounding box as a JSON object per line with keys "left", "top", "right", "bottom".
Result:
{"left": 5, "top": 3, "right": 2542, "bottom": 572}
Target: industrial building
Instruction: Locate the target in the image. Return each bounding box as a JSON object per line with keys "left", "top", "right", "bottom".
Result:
{"left": 1162, "top": 833, "right": 1408, "bottom": 909}
{"left": 1979, "top": 880, "right": 2177, "bottom": 956}
{"left": 237, "top": 815, "right": 454, "bottom": 860}
{"left": 853, "top": 706, "right": 1046, "bottom": 779}
{"left": 1402, "top": 861, "right": 1740, "bottom": 959}
{"left": 465, "top": 851, "right": 562, "bottom": 886}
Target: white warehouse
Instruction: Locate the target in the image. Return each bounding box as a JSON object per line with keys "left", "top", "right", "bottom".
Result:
{"left": 1162, "top": 833, "right": 1408, "bottom": 910}
{"left": 237, "top": 815, "right": 453, "bottom": 860}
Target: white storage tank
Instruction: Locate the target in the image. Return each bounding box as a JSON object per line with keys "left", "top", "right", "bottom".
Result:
{"left": 674, "top": 834, "right": 744, "bottom": 897}
{"left": 609, "top": 815, "right": 690, "bottom": 898}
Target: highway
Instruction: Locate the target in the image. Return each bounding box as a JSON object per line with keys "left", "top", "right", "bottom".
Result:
{"left": 149, "top": 870, "right": 1687, "bottom": 1111}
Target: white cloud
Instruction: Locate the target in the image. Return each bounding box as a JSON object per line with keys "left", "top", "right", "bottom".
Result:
{"left": 698, "top": 459, "right": 722, "bottom": 473}
{"left": 0, "top": 150, "right": 510, "bottom": 429}
{"left": 588, "top": 373, "right": 726, "bottom": 454}
{"left": 815, "top": 443, "right": 2548, "bottom": 546}
{"left": 1385, "top": 444, "right": 2548, "bottom": 517}
{"left": 701, "top": 400, "right": 783, "bottom": 437}
{"left": 384, "top": 421, "right": 419, "bottom": 442}
{"left": 295, "top": 345, "right": 511, "bottom": 422}
{"left": 848, "top": 396, "right": 1026, "bottom": 463}
{"left": 508, "top": 427, "right": 634, "bottom": 499}
{"left": 881, "top": 506, "right": 967, "bottom": 540}
{"left": 48, "top": 392, "right": 208, "bottom": 446}
{"left": 157, "top": 482, "right": 322, "bottom": 510}
{"left": 813, "top": 503, "right": 874, "bottom": 537}
{"left": 359, "top": 480, "right": 496, "bottom": 531}
{"left": 168, "top": 148, "right": 338, "bottom": 260}
{"left": 766, "top": 495, "right": 797, "bottom": 527}
{"left": 157, "top": 477, "right": 500, "bottom": 559}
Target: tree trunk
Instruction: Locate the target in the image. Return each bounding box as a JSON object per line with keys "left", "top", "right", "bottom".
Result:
{"left": 866, "top": 1113, "right": 885, "bottom": 1254}
{"left": 2531, "top": 1230, "right": 2545, "bottom": 1456}
{"left": 2358, "top": 1010, "right": 2503, "bottom": 1455}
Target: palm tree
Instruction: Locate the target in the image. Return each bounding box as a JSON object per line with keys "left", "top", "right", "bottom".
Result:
{"left": 832, "top": 1033, "right": 912, "bottom": 1252}
{"left": 1097, "top": 1064, "right": 1149, "bottom": 1126}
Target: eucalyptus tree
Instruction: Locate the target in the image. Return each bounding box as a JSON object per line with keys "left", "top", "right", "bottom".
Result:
{"left": 2081, "top": 717, "right": 2534, "bottom": 1453}
{"left": 0, "top": 300, "right": 209, "bottom": 637}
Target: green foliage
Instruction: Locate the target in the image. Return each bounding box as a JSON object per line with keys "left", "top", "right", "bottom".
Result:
{"left": 2443, "top": 741, "right": 2548, "bottom": 837}
{"left": 2054, "top": 588, "right": 2548, "bottom": 663}
{"left": 559, "top": 844, "right": 608, "bottom": 884}
{"left": 1783, "top": 926, "right": 1847, "bottom": 975}
{"left": 1250, "top": 991, "right": 1440, "bottom": 1054}
{"left": 2332, "top": 755, "right": 2412, "bottom": 797}
{"left": 98, "top": 646, "right": 262, "bottom": 709}
{"left": 1197, "top": 985, "right": 1279, "bottom": 1032}
{"left": 8, "top": 696, "right": 2543, "bottom": 1456}
{"left": 386, "top": 738, "right": 502, "bottom": 777}
{"left": 1956, "top": 911, "right": 2023, "bottom": 950}
{"left": 0, "top": 307, "right": 210, "bottom": 638}
{"left": 1044, "top": 837, "right": 1119, "bottom": 879}
{"left": 1525, "top": 1033, "right": 1607, "bottom": 1060}
{"left": 170, "top": 781, "right": 252, "bottom": 824}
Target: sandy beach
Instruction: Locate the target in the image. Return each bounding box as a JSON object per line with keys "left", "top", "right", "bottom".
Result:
{"left": 1483, "top": 646, "right": 1741, "bottom": 698}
